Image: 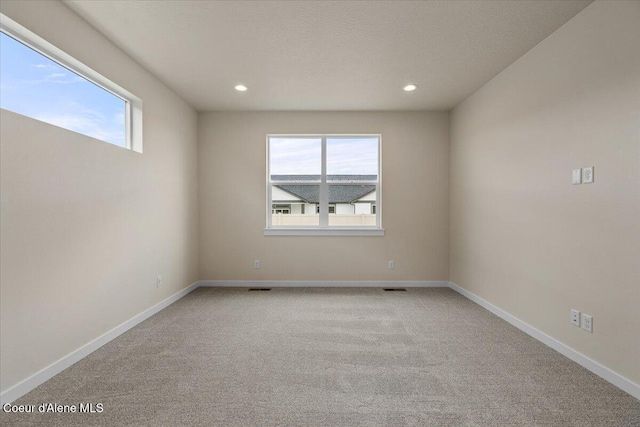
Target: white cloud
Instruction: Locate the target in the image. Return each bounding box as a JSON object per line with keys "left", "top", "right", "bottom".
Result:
{"left": 32, "top": 109, "right": 125, "bottom": 147}
{"left": 270, "top": 137, "right": 378, "bottom": 175}
{"left": 32, "top": 63, "right": 56, "bottom": 69}
{"left": 113, "top": 112, "right": 125, "bottom": 126}
{"left": 270, "top": 138, "right": 321, "bottom": 175}
{"left": 327, "top": 138, "right": 378, "bottom": 175}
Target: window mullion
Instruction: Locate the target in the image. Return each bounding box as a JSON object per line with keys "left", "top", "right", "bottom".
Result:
{"left": 319, "top": 137, "right": 328, "bottom": 227}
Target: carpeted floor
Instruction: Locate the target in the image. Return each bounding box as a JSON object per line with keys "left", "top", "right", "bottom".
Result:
{"left": 2, "top": 287, "right": 639, "bottom": 426}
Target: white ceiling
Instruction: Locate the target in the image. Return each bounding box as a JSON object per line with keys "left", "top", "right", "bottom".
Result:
{"left": 64, "top": 0, "right": 592, "bottom": 112}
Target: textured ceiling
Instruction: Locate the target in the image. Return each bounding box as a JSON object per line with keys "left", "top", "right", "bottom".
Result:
{"left": 63, "top": 0, "right": 592, "bottom": 112}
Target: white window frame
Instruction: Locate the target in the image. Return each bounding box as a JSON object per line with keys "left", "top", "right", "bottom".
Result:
{"left": 265, "top": 134, "right": 384, "bottom": 236}
{"left": 0, "top": 14, "right": 143, "bottom": 152}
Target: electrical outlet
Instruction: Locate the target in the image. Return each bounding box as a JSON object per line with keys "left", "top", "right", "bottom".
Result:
{"left": 571, "top": 309, "right": 580, "bottom": 327}
{"left": 254, "top": 260, "right": 260, "bottom": 269}
{"left": 156, "top": 275, "right": 162, "bottom": 288}
{"left": 388, "top": 260, "right": 395, "bottom": 270}
{"left": 582, "top": 314, "right": 593, "bottom": 333}
{"left": 582, "top": 167, "right": 594, "bottom": 184}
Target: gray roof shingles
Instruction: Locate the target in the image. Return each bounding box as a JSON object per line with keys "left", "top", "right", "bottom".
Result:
{"left": 272, "top": 175, "right": 376, "bottom": 203}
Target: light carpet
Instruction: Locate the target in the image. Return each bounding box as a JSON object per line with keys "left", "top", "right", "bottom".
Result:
{"left": 2, "top": 287, "right": 639, "bottom": 426}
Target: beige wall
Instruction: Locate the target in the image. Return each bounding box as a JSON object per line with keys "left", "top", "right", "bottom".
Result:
{"left": 450, "top": 0, "right": 639, "bottom": 384}
{"left": 0, "top": 1, "right": 199, "bottom": 392}
{"left": 199, "top": 112, "right": 449, "bottom": 282}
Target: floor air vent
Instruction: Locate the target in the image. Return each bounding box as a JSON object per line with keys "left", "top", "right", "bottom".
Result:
{"left": 248, "top": 288, "right": 272, "bottom": 291}
{"left": 383, "top": 288, "right": 407, "bottom": 292}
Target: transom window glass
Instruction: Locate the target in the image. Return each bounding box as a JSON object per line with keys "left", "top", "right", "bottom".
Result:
{"left": 266, "top": 135, "right": 382, "bottom": 236}
{"left": 0, "top": 14, "right": 142, "bottom": 151}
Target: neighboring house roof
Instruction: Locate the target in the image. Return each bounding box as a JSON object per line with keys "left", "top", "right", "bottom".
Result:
{"left": 276, "top": 185, "right": 375, "bottom": 203}
{"left": 272, "top": 175, "right": 376, "bottom": 204}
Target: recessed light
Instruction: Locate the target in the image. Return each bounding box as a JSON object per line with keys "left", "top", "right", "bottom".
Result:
{"left": 403, "top": 84, "right": 417, "bottom": 92}
{"left": 235, "top": 84, "right": 248, "bottom": 92}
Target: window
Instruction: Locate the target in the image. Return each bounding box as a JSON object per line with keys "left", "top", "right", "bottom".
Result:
{"left": 272, "top": 204, "right": 291, "bottom": 214}
{"left": 266, "top": 135, "right": 383, "bottom": 236}
{"left": 316, "top": 204, "right": 336, "bottom": 214}
{"left": 0, "top": 14, "right": 142, "bottom": 152}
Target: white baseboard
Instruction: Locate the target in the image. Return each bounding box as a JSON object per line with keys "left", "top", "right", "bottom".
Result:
{"left": 198, "top": 280, "right": 450, "bottom": 288}
{"left": 0, "top": 281, "right": 200, "bottom": 405}
{"left": 448, "top": 281, "right": 640, "bottom": 400}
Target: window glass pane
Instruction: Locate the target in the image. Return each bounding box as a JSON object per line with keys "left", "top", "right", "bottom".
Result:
{"left": 271, "top": 184, "right": 319, "bottom": 226}
{"left": 0, "top": 32, "right": 126, "bottom": 147}
{"left": 269, "top": 137, "right": 321, "bottom": 180}
{"left": 267, "top": 135, "right": 380, "bottom": 232}
{"left": 327, "top": 137, "right": 378, "bottom": 181}
{"left": 2, "top": 17, "right": 141, "bottom": 152}
{"left": 327, "top": 184, "right": 377, "bottom": 226}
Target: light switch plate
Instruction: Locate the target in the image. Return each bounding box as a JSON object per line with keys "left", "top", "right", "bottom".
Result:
{"left": 582, "top": 167, "right": 594, "bottom": 184}
{"left": 571, "top": 309, "right": 580, "bottom": 327}
{"left": 572, "top": 169, "right": 582, "bottom": 185}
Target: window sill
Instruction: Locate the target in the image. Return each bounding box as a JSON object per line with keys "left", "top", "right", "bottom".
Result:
{"left": 264, "top": 228, "right": 385, "bottom": 237}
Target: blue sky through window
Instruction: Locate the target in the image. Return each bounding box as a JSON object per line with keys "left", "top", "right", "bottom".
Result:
{"left": 0, "top": 32, "right": 126, "bottom": 147}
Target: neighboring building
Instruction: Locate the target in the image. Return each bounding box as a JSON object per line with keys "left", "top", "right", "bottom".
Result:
{"left": 271, "top": 175, "right": 376, "bottom": 215}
